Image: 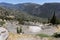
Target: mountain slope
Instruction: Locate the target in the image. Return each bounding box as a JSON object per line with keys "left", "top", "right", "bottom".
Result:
{"left": 0, "top": 6, "right": 47, "bottom": 23}
{"left": 15, "top": 3, "right": 60, "bottom": 18}
{"left": 39, "top": 3, "right": 60, "bottom": 18}
{"left": 15, "top": 3, "right": 40, "bottom": 16}
{"left": 0, "top": 2, "right": 60, "bottom": 19}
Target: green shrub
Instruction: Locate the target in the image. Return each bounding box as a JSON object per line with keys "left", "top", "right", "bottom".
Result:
{"left": 0, "top": 21, "right": 5, "bottom": 26}
{"left": 36, "top": 34, "right": 50, "bottom": 37}
{"left": 52, "top": 33, "right": 60, "bottom": 38}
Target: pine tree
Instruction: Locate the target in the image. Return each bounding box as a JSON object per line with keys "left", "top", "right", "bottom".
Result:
{"left": 50, "top": 11, "right": 57, "bottom": 25}
{"left": 17, "top": 27, "right": 20, "bottom": 34}
{"left": 20, "top": 27, "right": 22, "bottom": 33}
{"left": 17, "top": 27, "right": 22, "bottom": 34}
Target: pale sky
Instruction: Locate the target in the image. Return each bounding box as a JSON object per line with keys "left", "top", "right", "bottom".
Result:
{"left": 0, "top": 0, "right": 60, "bottom": 4}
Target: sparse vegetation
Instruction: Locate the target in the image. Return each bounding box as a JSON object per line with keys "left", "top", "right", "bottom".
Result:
{"left": 36, "top": 34, "right": 50, "bottom": 37}
{"left": 52, "top": 33, "right": 60, "bottom": 38}
{"left": 0, "top": 6, "right": 49, "bottom": 24}
{"left": 0, "top": 21, "right": 5, "bottom": 26}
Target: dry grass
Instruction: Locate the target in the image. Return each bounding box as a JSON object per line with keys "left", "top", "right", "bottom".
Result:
{"left": 7, "top": 32, "right": 56, "bottom": 40}
{"left": 56, "top": 25, "right": 60, "bottom": 32}
{"left": 7, "top": 32, "right": 19, "bottom": 40}
{"left": 7, "top": 32, "right": 38, "bottom": 40}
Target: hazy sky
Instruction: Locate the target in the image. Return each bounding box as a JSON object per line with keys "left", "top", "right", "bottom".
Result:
{"left": 0, "top": 0, "right": 60, "bottom": 4}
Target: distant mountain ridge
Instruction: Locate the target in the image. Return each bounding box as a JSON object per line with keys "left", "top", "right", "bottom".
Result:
{"left": 0, "top": 2, "right": 60, "bottom": 18}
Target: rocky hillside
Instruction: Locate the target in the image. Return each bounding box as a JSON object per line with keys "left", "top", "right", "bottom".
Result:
{"left": 0, "top": 5, "right": 48, "bottom": 22}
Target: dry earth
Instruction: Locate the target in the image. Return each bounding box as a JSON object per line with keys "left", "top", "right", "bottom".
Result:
{"left": 7, "top": 32, "right": 49, "bottom": 40}
{"left": 7, "top": 32, "right": 60, "bottom": 40}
